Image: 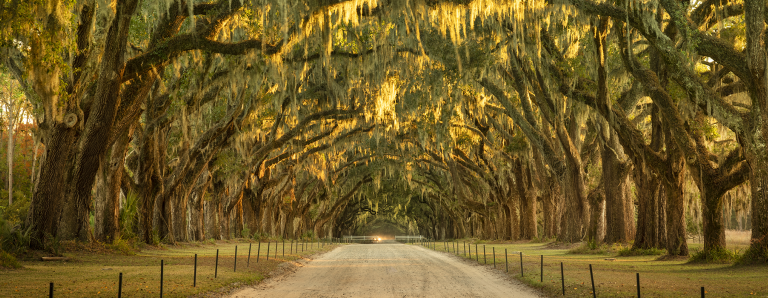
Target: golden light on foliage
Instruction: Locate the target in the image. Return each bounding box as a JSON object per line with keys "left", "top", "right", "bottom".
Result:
{"left": 1, "top": 0, "right": 760, "bottom": 267}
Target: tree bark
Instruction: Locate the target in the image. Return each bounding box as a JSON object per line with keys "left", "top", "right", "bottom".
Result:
{"left": 94, "top": 126, "right": 133, "bottom": 243}
{"left": 601, "top": 129, "right": 634, "bottom": 243}
{"left": 742, "top": 0, "right": 768, "bottom": 262}
{"left": 30, "top": 139, "right": 40, "bottom": 195}
{"left": 744, "top": 149, "right": 768, "bottom": 260}
{"left": 515, "top": 159, "right": 537, "bottom": 239}
{"left": 664, "top": 167, "right": 688, "bottom": 256}
{"left": 587, "top": 185, "right": 605, "bottom": 244}
{"left": 190, "top": 172, "right": 211, "bottom": 241}
{"left": 633, "top": 166, "right": 667, "bottom": 250}
{"left": 557, "top": 137, "right": 588, "bottom": 242}
{"left": 701, "top": 186, "right": 726, "bottom": 253}
{"left": 58, "top": 0, "right": 141, "bottom": 243}
{"left": 25, "top": 124, "right": 78, "bottom": 249}
{"left": 656, "top": 115, "right": 689, "bottom": 256}
{"left": 506, "top": 177, "right": 521, "bottom": 240}
{"left": 172, "top": 190, "right": 188, "bottom": 242}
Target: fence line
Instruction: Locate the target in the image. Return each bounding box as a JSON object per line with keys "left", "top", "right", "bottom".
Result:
{"left": 416, "top": 239, "right": 712, "bottom": 298}
{"left": 41, "top": 238, "right": 345, "bottom": 297}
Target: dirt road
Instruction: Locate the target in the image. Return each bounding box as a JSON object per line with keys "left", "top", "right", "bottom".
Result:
{"left": 229, "top": 243, "right": 543, "bottom": 298}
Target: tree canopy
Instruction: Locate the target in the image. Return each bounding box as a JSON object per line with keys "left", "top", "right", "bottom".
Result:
{"left": 0, "top": 0, "right": 765, "bottom": 263}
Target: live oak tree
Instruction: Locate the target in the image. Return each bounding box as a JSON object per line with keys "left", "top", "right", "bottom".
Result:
{"left": 1, "top": 0, "right": 761, "bottom": 263}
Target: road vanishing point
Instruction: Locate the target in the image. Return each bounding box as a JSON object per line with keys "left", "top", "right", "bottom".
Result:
{"left": 230, "top": 242, "right": 543, "bottom": 298}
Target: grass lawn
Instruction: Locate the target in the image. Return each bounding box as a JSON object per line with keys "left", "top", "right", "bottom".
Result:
{"left": 426, "top": 232, "right": 766, "bottom": 297}
{"left": 2, "top": 233, "right": 764, "bottom": 297}
{"left": 0, "top": 239, "right": 339, "bottom": 297}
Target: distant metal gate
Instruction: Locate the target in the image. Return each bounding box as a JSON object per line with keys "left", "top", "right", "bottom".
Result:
{"left": 341, "top": 235, "right": 424, "bottom": 243}
{"left": 394, "top": 236, "right": 424, "bottom": 243}
{"left": 342, "top": 236, "right": 380, "bottom": 243}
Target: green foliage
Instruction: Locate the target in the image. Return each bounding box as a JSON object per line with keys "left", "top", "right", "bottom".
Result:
{"left": 0, "top": 215, "right": 30, "bottom": 254}
{"left": 252, "top": 232, "right": 268, "bottom": 241}
{"left": 504, "top": 132, "right": 528, "bottom": 153}
{"left": 685, "top": 212, "right": 702, "bottom": 239}
{"left": 737, "top": 237, "right": 768, "bottom": 265}
{"left": 0, "top": 96, "right": 39, "bottom": 210}
{"left": 151, "top": 231, "right": 162, "bottom": 246}
{"left": 689, "top": 247, "right": 740, "bottom": 264}
{"left": 119, "top": 192, "right": 140, "bottom": 240}
{"left": 107, "top": 238, "right": 137, "bottom": 256}
{"left": 617, "top": 245, "right": 666, "bottom": 256}
{"left": 44, "top": 233, "right": 62, "bottom": 256}
{"left": 301, "top": 230, "right": 315, "bottom": 240}
{"left": 241, "top": 228, "right": 251, "bottom": 239}
{"left": 569, "top": 240, "right": 611, "bottom": 255}
{"left": 0, "top": 248, "right": 21, "bottom": 269}
{"left": 696, "top": 120, "right": 720, "bottom": 141}
{"left": 309, "top": 205, "right": 319, "bottom": 220}
{"left": 0, "top": 193, "right": 29, "bottom": 226}
{"left": 0, "top": 122, "right": 37, "bottom": 228}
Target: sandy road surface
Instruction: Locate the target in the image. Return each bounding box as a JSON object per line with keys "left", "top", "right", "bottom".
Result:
{"left": 229, "top": 242, "right": 543, "bottom": 298}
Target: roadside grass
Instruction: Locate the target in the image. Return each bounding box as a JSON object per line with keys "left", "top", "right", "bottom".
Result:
{"left": 0, "top": 239, "right": 340, "bottom": 297}
{"left": 427, "top": 235, "right": 766, "bottom": 297}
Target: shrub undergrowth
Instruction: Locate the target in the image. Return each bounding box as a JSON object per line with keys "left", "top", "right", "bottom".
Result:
{"left": 119, "top": 191, "right": 140, "bottom": 240}
{"left": 737, "top": 237, "right": 768, "bottom": 265}
{"left": 108, "top": 238, "right": 137, "bottom": 255}
{"left": 617, "top": 245, "right": 666, "bottom": 256}
{"left": 688, "top": 247, "right": 740, "bottom": 263}
{"left": 0, "top": 215, "right": 30, "bottom": 254}
{"left": 569, "top": 240, "right": 612, "bottom": 254}
{"left": 0, "top": 248, "right": 21, "bottom": 269}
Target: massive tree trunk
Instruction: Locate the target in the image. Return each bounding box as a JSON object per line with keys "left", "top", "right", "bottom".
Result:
{"left": 57, "top": 0, "right": 141, "bottom": 243}
{"left": 536, "top": 156, "right": 559, "bottom": 239}
{"left": 601, "top": 129, "right": 634, "bottom": 243}
{"left": 685, "top": 127, "right": 749, "bottom": 257}
{"left": 190, "top": 172, "right": 211, "bottom": 241}
{"left": 26, "top": 124, "right": 78, "bottom": 249}
{"left": 496, "top": 197, "right": 509, "bottom": 240}
{"left": 742, "top": 0, "right": 768, "bottom": 262}
{"left": 659, "top": 121, "right": 689, "bottom": 256}
{"left": 135, "top": 117, "right": 163, "bottom": 244}
{"left": 541, "top": 191, "right": 556, "bottom": 238}
{"left": 701, "top": 185, "right": 726, "bottom": 253}
{"left": 158, "top": 190, "right": 174, "bottom": 242}
{"left": 631, "top": 108, "right": 667, "bottom": 251}
{"left": 556, "top": 121, "right": 588, "bottom": 243}
{"left": 502, "top": 202, "right": 516, "bottom": 240}
{"left": 664, "top": 167, "right": 688, "bottom": 256}
{"left": 93, "top": 162, "right": 109, "bottom": 241}
{"left": 244, "top": 186, "right": 262, "bottom": 236}
{"left": 744, "top": 149, "right": 768, "bottom": 260}
{"left": 587, "top": 184, "right": 605, "bottom": 244}
{"left": 515, "top": 159, "right": 537, "bottom": 239}
{"left": 591, "top": 17, "right": 634, "bottom": 244}
{"left": 94, "top": 127, "right": 133, "bottom": 243}
{"left": 22, "top": 1, "right": 88, "bottom": 249}
{"left": 173, "top": 190, "right": 188, "bottom": 242}
{"left": 505, "top": 177, "right": 521, "bottom": 240}
{"left": 633, "top": 165, "right": 667, "bottom": 250}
